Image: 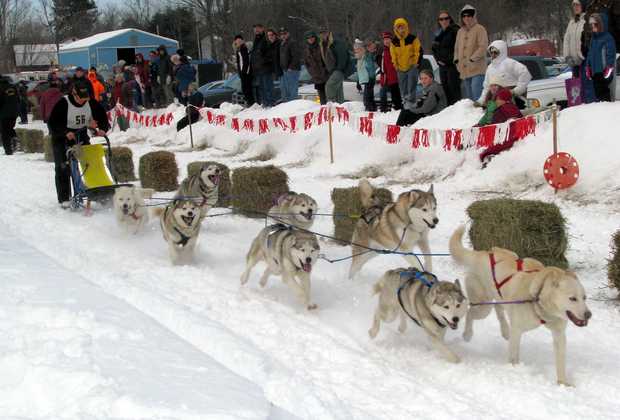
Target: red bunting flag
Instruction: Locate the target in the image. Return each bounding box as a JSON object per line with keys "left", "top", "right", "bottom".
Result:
{"left": 443, "top": 129, "right": 463, "bottom": 151}
{"left": 139, "top": 114, "right": 144, "bottom": 125}
{"left": 165, "top": 113, "right": 174, "bottom": 125}
{"left": 243, "top": 119, "right": 254, "bottom": 132}
{"left": 231, "top": 118, "right": 240, "bottom": 132}
{"left": 206, "top": 110, "right": 214, "bottom": 124}
{"left": 272, "top": 117, "right": 288, "bottom": 131}
{"left": 289, "top": 116, "right": 297, "bottom": 132}
{"left": 215, "top": 114, "right": 226, "bottom": 126}
{"left": 476, "top": 125, "right": 497, "bottom": 148}
{"left": 151, "top": 115, "right": 158, "bottom": 127}
{"left": 258, "top": 118, "right": 269, "bottom": 134}
{"left": 510, "top": 116, "right": 537, "bottom": 142}
{"left": 304, "top": 112, "right": 314, "bottom": 130}
{"left": 386, "top": 125, "right": 400, "bottom": 144}
{"left": 132, "top": 112, "right": 139, "bottom": 123}
{"left": 336, "top": 106, "right": 349, "bottom": 123}
{"left": 317, "top": 107, "right": 328, "bottom": 125}
{"left": 368, "top": 112, "right": 374, "bottom": 119}
{"left": 412, "top": 128, "right": 429, "bottom": 149}
{"left": 359, "top": 117, "right": 373, "bottom": 137}
{"left": 158, "top": 114, "right": 166, "bottom": 125}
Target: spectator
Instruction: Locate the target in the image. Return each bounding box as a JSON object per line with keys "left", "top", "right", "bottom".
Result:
{"left": 267, "top": 28, "right": 283, "bottom": 88}
{"left": 157, "top": 45, "right": 174, "bottom": 106}
{"left": 396, "top": 69, "right": 447, "bottom": 127}
{"left": 40, "top": 80, "right": 64, "bottom": 123}
{"left": 377, "top": 31, "right": 402, "bottom": 112}
{"left": 148, "top": 50, "right": 160, "bottom": 107}
{"left": 586, "top": 13, "right": 617, "bottom": 102}
{"left": 454, "top": 4, "right": 489, "bottom": 101}
{"left": 70, "top": 66, "right": 94, "bottom": 98}
{"left": 479, "top": 40, "right": 532, "bottom": 109}
{"left": 17, "top": 81, "right": 28, "bottom": 124}
{"left": 320, "top": 29, "right": 349, "bottom": 103}
{"left": 135, "top": 53, "right": 152, "bottom": 108}
{"left": 121, "top": 73, "right": 137, "bottom": 111}
{"left": 234, "top": 35, "right": 254, "bottom": 106}
{"left": 175, "top": 55, "right": 197, "bottom": 106}
{"left": 564, "top": 1, "right": 588, "bottom": 73}
{"left": 279, "top": 27, "right": 302, "bottom": 102}
{"left": 476, "top": 75, "right": 504, "bottom": 126}
{"left": 303, "top": 31, "right": 329, "bottom": 105}
{"left": 111, "top": 74, "right": 124, "bottom": 108}
{"left": 355, "top": 39, "right": 378, "bottom": 112}
{"left": 432, "top": 11, "right": 462, "bottom": 106}
{"left": 177, "top": 84, "right": 204, "bottom": 131}
{"left": 585, "top": 0, "right": 620, "bottom": 46}
{"left": 251, "top": 24, "right": 276, "bottom": 107}
{"left": 87, "top": 69, "right": 105, "bottom": 104}
{"left": 0, "top": 76, "right": 19, "bottom": 155}
{"left": 389, "top": 17, "right": 422, "bottom": 110}
{"left": 479, "top": 87, "right": 523, "bottom": 164}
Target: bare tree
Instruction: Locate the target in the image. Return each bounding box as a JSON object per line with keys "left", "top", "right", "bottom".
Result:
{"left": 0, "top": 0, "right": 32, "bottom": 72}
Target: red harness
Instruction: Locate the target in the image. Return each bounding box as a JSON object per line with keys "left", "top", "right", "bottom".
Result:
{"left": 489, "top": 254, "right": 539, "bottom": 298}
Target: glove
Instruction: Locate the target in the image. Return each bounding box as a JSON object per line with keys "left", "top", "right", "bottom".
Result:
{"left": 586, "top": 66, "right": 592, "bottom": 80}
{"left": 166, "top": 75, "right": 171, "bottom": 84}
{"left": 157, "top": 76, "right": 161, "bottom": 84}
{"left": 604, "top": 65, "right": 614, "bottom": 80}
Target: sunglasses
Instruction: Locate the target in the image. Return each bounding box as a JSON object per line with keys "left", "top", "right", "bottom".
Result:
{"left": 438, "top": 17, "right": 450, "bottom": 21}
{"left": 489, "top": 48, "right": 500, "bottom": 56}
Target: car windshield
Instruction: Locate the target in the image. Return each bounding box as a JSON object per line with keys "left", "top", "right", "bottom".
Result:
{"left": 223, "top": 75, "right": 241, "bottom": 91}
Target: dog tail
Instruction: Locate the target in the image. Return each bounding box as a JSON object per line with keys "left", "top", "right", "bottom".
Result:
{"left": 449, "top": 225, "right": 476, "bottom": 267}
{"left": 372, "top": 280, "right": 384, "bottom": 296}
{"left": 152, "top": 207, "right": 165, "bottom": 218}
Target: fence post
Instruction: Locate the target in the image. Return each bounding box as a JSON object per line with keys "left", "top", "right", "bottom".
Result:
{"left": 187, "top": 105, "right": 194, "bottom": 149}
{"left": 328, "top": 104, "right": 334, "bottom": 164}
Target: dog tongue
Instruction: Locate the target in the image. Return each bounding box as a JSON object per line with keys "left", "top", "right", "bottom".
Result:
{"left": 211, "top": 174, "right": 221, "bottom": 184}
{"left": 302, "top": 263, "right": 312, "bottom": 272}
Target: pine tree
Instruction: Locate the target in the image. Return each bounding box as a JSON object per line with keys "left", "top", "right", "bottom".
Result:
{"left": 52, "top": 0, "right": 98, "bottom": 41}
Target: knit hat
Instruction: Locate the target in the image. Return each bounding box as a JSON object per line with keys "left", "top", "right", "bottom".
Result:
{"left": 461, "top": 4, "right": 476, "bottom": 17}
{"left": 304, "top": 31, "right": 318, "bottom": 40}
{"left": 496, "top": 88, "right": 513, "bottom": 102}
{"left": 572, "top": 0, "right": 588, "bottom": 7}
{"left": 381, "top": 31, "right": 392, "bottom": 39}
{"left": 354, "top": 38, "right": 364, "bottom": 49}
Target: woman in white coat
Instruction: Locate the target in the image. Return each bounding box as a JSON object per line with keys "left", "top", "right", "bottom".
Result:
{"left": 478, "top": 40, "right": 532, "bottom": 109}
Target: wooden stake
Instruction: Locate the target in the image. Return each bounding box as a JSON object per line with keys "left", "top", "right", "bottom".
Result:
{"left": 552, "top": 104, "right": 558, "bottom": 194}
{"left": 187, "top": 105, "right": 194, "bottom": 149}
{"left": 328, "top": 105, "right": 334, "bottom": 164}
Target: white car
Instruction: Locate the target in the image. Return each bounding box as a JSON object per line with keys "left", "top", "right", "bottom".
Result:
{"left": 298, "top": 54, "right": 439, "bottom": 103}
{"left": 527, "top": 55, "right": 620, "bottom": 108}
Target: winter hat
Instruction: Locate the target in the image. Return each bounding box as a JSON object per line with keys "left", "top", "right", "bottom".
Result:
{"left": 461, "top": 4, "right": 476, "bottom": 17}
{"left": 572, "top": 0, "right": 588, "bottom": 8}
{"left": 496, "top": 88, "right": 513, "bottom": 103}
{"left": 304, "top": 30, "right": 318, "bottom": 40}
{"left": 381, "top": 31, "right": 393, "bottom": 39}
{"left": 354, "top": 38, "right": 365, "bottom": 49}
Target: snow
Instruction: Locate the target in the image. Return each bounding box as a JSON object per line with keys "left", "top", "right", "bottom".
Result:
{"left": 60, "top": 29, "right": 176, "bottom": 51}
{"left": 2, "top": 99, "right": 620, "bottom": 419}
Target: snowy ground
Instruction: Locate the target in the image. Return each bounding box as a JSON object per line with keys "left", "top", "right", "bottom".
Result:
{"left": 1, "top": 100, "right": 620, "bottom": 419}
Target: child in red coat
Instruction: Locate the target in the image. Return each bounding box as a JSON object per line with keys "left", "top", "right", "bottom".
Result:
{"left": 480, "top": 88, "right": 523, "bottom": 163}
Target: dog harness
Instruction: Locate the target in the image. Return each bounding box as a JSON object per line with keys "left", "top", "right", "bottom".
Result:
{"left": 173, "top": 227, "right": 191, "bottom": 247}
{"left": 397, "top": 270, "right": 445, "bottom": 329}
{"left": 265, "top": 224, "right": 293, "bottom": 266}
{"left": 489, "top": 254, "right": 540, "bottom": 298}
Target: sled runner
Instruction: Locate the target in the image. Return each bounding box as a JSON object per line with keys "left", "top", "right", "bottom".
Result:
{"left": 68, "top": 132, "right": 131, "bottom": 210}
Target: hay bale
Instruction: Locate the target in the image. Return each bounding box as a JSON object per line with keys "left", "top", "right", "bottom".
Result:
{"left": 14, "top": 128, "right": 28, "bottom": 151}
{"left": 231, "top": 165, "right": 289, "bottom": 218}
{"left": 139, "top": 151, "right": 179, "bottom": 191}
{"left": 20, "top": 129, "right": 45, "bottom": 153}
{"left": 110, "top": 147, "right": 136, "bottom": 182}
{"left": 608, "top": 231, "right": 620, "bottom": 292}
{"left": 43, "top": 135, "right": 54, "bottom": 162}
{"left": 331, "top": 186, "right": 393, "bottom": 244}
{"left": 467, "top": 199, "right": 568, "bottom": 268}
{"left": 187, "top": 161, "right": 231, "bottom": 207}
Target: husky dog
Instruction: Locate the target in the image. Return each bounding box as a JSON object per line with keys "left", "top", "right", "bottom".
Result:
{"left": 369, "top": 268, "right": 467, "bottom": 363}
{"left": 267, "top": 192, "right": 318, "bottom": 229}
{"left": 158, "top": 199, "right": 202, "bottom": 265}
{"left": 241, "top": 225, "right": 321, "bottom": 310}
{"left": 113, "top": 186, "right": 154, "bottom": 234}
{"left": 176, "top": 163, "right": 222, "bottom": 216}
{"left": 348, "top": 179, "right": 439, "bottom": 279}
{"left": 450, "top": 226, "right": 591, "bottom": 385}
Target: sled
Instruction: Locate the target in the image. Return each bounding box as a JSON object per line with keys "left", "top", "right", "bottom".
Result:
{"left": 68, "top": 133, "right": 132, "bottom": 211}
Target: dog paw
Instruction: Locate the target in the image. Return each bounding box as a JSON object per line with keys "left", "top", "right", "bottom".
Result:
{"left": 462, "top": 330, "right": 473, "bottom": 342}
{"left": 557, "top": 380, "right": 575, "bottom": 387}
{"left": 368, "top": 328, "right": 378, "bottom": 339}
{"left": 398, "top": 324, "right": 407, "bottom": 334}
{"left": 307, "top": 303, "right": 318, "bottom": 311}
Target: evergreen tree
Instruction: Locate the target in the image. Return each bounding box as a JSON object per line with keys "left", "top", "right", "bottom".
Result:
{"left": 52, "top": 0, "right": 98, "bottom": 41}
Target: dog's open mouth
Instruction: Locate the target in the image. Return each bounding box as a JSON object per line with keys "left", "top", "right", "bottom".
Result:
{"left": 181, "top": 215, "right": 195, "bottom": 226}
{"left": 208, "top": 174, "right": 221, "bottom": 185}
{"left": 442, "top": 316, "right": 458, "bottom": 330}
{"left": 424, "top": 219, "right": 436, "bottom": 229}
{"left": 300, "top": 260, "right": 312, "bottom": 273}
{"left": 299, "top": 211, "right": 313, "bottom": 221}
{"left": 122, "top": 207, "right": 129, "bottom": 215}
{"left": 566, "top": 311, "right": 588, "bottom": 327}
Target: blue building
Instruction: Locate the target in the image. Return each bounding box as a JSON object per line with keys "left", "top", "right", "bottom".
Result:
{"left": 59, "top": 28, "right": 179, "bottom": 71}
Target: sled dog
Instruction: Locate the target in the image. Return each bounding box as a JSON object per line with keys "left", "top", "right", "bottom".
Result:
{"left": 267, "top": 192, "right": 318, "bottom": 229}
{"left": 158, "top": 199, "right": 202, "bottom": 265}
{"left": 349, "top": 179, "right": 438, "bottom": 278}
{"left": 369, "top": 268, "right": 467, "bottom": 363}
{"left": 450, "top": 225, "right": 591, "bottom": 385}
{"left": 176, "top": 163, "right": 221, "bottom": 215}
{"left": 113, "top": 186, "right": 154, "bottom": 234}
{"left": 241, "top": 224, "right": 320, "bottom": 310}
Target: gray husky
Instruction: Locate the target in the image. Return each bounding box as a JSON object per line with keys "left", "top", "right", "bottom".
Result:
{"left": 267, "top": 192, "right": 318, "bottom": 229}
{"left": 241, "top": 225, "right": 321, "bottom": 310}
{"left": 176, "top": 163, "right": 221, "bottom": 216}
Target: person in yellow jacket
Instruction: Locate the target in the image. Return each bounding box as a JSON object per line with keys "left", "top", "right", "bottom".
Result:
{"left": 389, "top": 17, "right": 422, "bottom": 110}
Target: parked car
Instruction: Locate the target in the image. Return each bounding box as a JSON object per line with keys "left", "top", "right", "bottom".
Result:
{"left": 197, "top": 77, "right": 240, "bottom": 108}
{"left": 527, "top": 55, "right": 620, "bottom": 108}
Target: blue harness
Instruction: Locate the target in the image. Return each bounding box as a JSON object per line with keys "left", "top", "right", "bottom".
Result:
{"left": 396, "top": 269, "right": 441, "bottom": 328}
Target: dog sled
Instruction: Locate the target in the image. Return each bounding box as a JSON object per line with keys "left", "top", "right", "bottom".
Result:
{"left": 67, "top": 130, "right": 131, "bottom": 211}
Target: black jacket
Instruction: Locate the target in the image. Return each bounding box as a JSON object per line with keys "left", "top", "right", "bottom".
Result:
{"left": 250, "top": 32, "right": 273, "bottom": 75}
{"left": 236, "top": 43, "right": 251, "bottom": 75}
{"left": 0, "top": 79, "right": 19, "bottom": 119}
{"left": 432, "top": 23, "right": 460, "bottom": 66}
{"left": 280, "top": 39, "right": 301, "bottom": 71}
{"left": 304, "top": 42, "right": 329, "bottom": 84}
{"left": 157, "top": 49, "right": 174, "bottom": 81}
{"left": 48, "top": 95, "right": 110, "bottom": 139}
{"left": 69, "top": 75, "right": 95, "bottom": 98}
